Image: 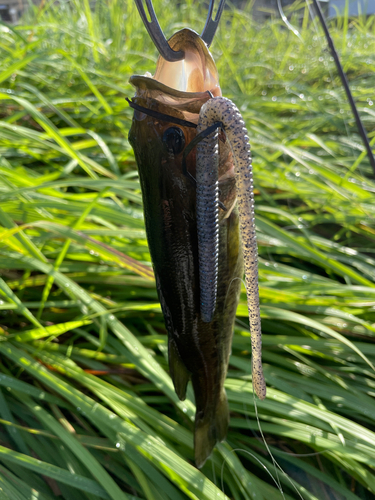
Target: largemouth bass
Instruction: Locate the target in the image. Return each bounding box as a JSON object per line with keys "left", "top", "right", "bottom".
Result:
{"left": 128, "top": 28, "right": 265, "bottom": 468}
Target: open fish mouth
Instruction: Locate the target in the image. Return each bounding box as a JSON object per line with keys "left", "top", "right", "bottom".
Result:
{"left": 129, "top": 28, "right": 234, "bottom": 184}
{"left": 152, "top": 28, "right": 220, "bottom": 94}
{"left": 130, "top": 28, "right": 221, "bottom": 121}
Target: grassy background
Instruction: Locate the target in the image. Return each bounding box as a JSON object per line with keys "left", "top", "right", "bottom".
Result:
{"left": 0, "top": 0, "right": 375, "bottom": 498}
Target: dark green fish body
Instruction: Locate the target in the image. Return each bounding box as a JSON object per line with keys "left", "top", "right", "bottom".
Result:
{"left": 128, "top": 29, "right": 243, "bottom": 467}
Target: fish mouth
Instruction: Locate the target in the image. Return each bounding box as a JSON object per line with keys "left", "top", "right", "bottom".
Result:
{"left": 130, "top": 28, "right": 221, "bottom": 108}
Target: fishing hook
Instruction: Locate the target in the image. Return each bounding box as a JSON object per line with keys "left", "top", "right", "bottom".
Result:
{"left": 134, "top": 0, "right": 226, "bottom": 62}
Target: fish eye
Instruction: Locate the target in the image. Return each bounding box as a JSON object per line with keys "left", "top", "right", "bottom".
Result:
{"left": 162, "top": 127, "right": 185, "bottom": 155}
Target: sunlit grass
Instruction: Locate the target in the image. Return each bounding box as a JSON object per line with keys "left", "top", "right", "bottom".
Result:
{"left": 0, "top": 0, "right": 374, "bottom": 498}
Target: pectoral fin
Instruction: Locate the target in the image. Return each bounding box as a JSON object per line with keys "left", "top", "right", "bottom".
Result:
{"left": 169, "top": 339, "right": 190, "bottom": 401}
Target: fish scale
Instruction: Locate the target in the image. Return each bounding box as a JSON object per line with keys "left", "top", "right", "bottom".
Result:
{"left": 128, "top": 27, "right": 264, "bottom": 468}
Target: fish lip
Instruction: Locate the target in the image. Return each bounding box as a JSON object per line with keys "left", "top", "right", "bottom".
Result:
{"left": 129, "top": 75, "right": 212, "bottom": 100}
{"left": 130, "top": 28, "right": 220, "bottom": 98}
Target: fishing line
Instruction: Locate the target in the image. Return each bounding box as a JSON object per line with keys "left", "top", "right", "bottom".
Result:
{"left": 218, "top": 215, "right": 287, "bottom": 494}
{"left": 219, "top": 447, "right": 288, "bottom": 500}
{"left": 304, "top": 1, "right": 356, "bottom": 154}
{"left": 251, "top": 380, "right": 285, "bottom": 496}
{"left": 222, "top": 277, "right": 244, "bottom": 319}
{"left": 304, "top": 2, "right": 375, "bottom": 234}
{"left": 221, "top": 274, "right": 284, "bottom": 499}
{"left": 240, "top": 383, "right": 284, "bottom": 496}
{"left": 274, "top": 448, "right": 331, "bottom": 457}
{"left": 253, "top": 391, "right": 306, "bottom": 500}
{"left": 276, "top": 0, "right": 303, "bottom": 41}
{"left": 182, "top": 121, "right": 224, "bottom": 184}
{"left": 305, "top": 0, "right": 375, "bottom": 182}
{"left": 279, "top": 1, "right": 364, "bottom": 222}
{"left": 126, "top": 98, "right": 197, "bottom": 128}
{"left": 310, "top": 0, "right": 375, "bottom": 176}
{"left": 232, "top": 382, "right": 307, "bottom": 500}
{"left": 225, "top": 278, "right": 289, "bottom": 497}
{"left": 277, "top": 0, "right": 373, "bottom": 186}
{"left": 249, "top": 424, "right": 332, "bottom": 457}
{"left": 232, "top": 277, "right": 307, "bottom": 500}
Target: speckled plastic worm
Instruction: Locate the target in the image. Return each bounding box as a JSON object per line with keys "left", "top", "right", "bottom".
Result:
{"left": 196, "top": 123, "right": 220, "bottom": 322}
{"left": 196, "top": 96, "right": 266, "bottom": 400}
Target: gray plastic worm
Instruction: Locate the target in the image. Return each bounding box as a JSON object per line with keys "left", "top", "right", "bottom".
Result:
{"left": 196, "top": 121, "right": 219, "bottom": 323}
{"left": 196, "top": 96, "right": 266, "bottom": 400}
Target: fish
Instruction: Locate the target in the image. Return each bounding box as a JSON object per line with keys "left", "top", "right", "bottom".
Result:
{"left": 128, "top": 28, "right": 265, "bottom": 468}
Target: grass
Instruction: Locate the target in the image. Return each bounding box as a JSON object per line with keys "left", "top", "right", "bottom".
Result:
{"left": 0, "top": 0, "right": 374, "bottom": 498}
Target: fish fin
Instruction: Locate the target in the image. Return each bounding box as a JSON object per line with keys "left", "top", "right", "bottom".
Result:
{"left": 194, "top": 391, "right": 229, "bottom": 469}
{"left": 169, "top": 339, "right": 190, "bottom": 401}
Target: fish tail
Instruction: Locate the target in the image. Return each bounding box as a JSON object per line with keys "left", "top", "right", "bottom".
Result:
{"left": 194, "top": 390, "right": 229, "bottom": 468}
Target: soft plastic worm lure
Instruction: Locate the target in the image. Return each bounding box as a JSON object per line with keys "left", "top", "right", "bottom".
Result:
{"left": 196, "top": 118, "right": 220, "bottom": 323}
{"left": 196, "top": 96, "right": 266, "bottom": 399}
